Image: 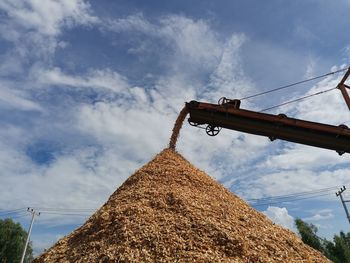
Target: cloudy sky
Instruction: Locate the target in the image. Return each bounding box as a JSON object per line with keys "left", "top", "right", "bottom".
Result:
{"left": 1, "top": 0, "right": 350, "bottom": 255}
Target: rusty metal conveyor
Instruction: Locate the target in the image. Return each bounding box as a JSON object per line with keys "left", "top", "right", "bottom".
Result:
{"left": 186, "top": 68, "right": 350, "bottom": 155}
{"left": 187, "top": 100, "right": 350, "bottom": 155}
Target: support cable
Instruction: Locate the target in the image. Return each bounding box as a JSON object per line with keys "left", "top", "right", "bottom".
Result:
{"left": 259, "top": 87, "right": 337, "bottom": 112}
{"left": 240, "top": 67, "right": 348, "bottom": 101}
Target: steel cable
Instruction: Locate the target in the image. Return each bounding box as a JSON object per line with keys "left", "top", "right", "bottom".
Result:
{"left": 240, "top": 67, "right": 348, "bottom": 101}
{"left": 259, "top": 87, "right": 337, "bottom": 112}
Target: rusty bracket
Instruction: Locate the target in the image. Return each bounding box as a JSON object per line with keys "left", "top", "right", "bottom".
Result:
{"left": 338, "top": 67, "right": 350, "bottom": 111}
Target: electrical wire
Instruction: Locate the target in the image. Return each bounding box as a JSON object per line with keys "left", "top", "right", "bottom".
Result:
{"left": 0, "top": 207, "right": 95, "bottom": 219}
{"left": 0, "top": 211, "right": 29, "bottom": 219}
{"left": 31, "top": 207, "right": 95, "bottom": 212}
{"left": 259, "top": 87, "right": 337, "bottom": 112}
{"left": 247, "top": 186, "right": 339, "bottom": 202}
{"left": 249, "top": 192, "right": 333, "bottom": 205}
{"left": 251, "top": 192, "right": 332, "bottom": 207}
{"left": 0, "top": 208, "right": 27, "bottom": 216}
{"left": 28, "top": 207, "right": 95, "bottom": 216}
{"left": 240, "top": 67, "right": 348, "bottom": 101}
{"left": 0, "top": 185, "right": 341, "bottom": 217}
{"left": 39, "top": 211, "right": 92, "bottom": 216}
{"left": 10, "top": 212, "right": 30, "bottom": 219}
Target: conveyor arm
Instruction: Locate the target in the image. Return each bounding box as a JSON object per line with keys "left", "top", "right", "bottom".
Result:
{"left": 186, "top": 100, "right": 350, "bottom": 155}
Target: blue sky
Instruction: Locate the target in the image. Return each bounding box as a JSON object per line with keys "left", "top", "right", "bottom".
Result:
{"left": 1, "top": 0, "right": 350, "bottom": 255}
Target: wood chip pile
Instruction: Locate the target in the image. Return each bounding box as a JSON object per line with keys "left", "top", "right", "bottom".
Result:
{"left": 34, "top": 149, "right": 330, "bottom": 262}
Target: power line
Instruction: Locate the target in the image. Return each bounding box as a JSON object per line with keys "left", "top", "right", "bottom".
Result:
{"left": 36, "top": 207, "right": 95, "bottom": 216}
{"left": 250, "top": 192, "right": 332, "bottom": 206}
{"left": 0, "top": 207, "right": 95, "bottom": 219}
{"left": 31, "top": 207, "right": 95, "bottom": 212}
{"left": 0, "top": 207, "right": 95, "bottom": 212}
{"left": 248, "top": 186, "right": 341, "bottom": 207}
{"left": 240, "top": 67, "right": 348, "bottom": 101}
{"left": 248, "top": 186, "right": 339, "bottom": 202}
{"left": 0, "top": 185, "right": 341, "bottom": 217}
{"left": 3, "top": 212, "right": 29, "bottom": 219}
{"left": 251, "top": 192, "right": 332, "bottom": 207}
{"left": 39, "top": 211, "right": 92, "bottom": 216}
{"left": 259, "top": 87, "right": 337, "bottom": 112}
{"left": 0, "top": 208, "right": 27, "bottom": 216}
{"left": 250, "top": 192, "right": 332, "bottom": 205}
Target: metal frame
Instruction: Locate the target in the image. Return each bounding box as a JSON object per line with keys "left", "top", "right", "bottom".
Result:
{"left": 338, "top": 67, "right": 350, "bottom": 111}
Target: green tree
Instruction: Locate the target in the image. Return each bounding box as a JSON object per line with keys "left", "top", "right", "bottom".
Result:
{"left": 295, "top": 219, "right": 350, "bottom": 262}
{"left": 295, "top": 218, "right": 324, "bottom": 252}
{"left": 326, "top": 231, "right": 350, "bottom": 263}
{"left": 0, "top": 218, "right": 33, "bottom": 263}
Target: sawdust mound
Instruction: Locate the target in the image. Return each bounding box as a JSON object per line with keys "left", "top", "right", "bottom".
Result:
{"left": 34, "top": 149, "right": 330, "bottom": 262}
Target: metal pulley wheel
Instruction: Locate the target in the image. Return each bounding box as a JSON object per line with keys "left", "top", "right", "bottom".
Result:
{"left": 206, "top": 125, "right": 221, "bottom": 136}
{"left": 218, "top": 97, "right": 228, "bottom": 105}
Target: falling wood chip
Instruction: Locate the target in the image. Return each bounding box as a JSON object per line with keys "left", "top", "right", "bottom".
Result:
{"left": 33, "top": 149, "right": 330, "bottom": 263}
{"left": 169, "top": 106, "right": 188, "bottom": 150}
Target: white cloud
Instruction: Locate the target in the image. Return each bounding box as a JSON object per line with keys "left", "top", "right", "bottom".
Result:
{"left": 342, "top": 45, "right": 350, "bottom": 61}
{"left": 0, "top": 0, "right": 98, "bottom": 76}
{"left": 304, "top": 57, "right": 317, "bottom": 79}
{"left": 242, "top": 167, "right": 350, "bottom": 201}
{"left": 106, "top": 13, "right": 155, "bottom": 35}
{"left": 0, "top": 13, "right": 249, "bottom": 218}
{"left": 263, "top": 206, "right": 296, "bottom": 232}
{"left": 106, "top": 14, "right": 222, "bottom": 77}
{"left": 0, "top": 0, "right": 97, "bottom": 36}
{"left": 24, "top": 14, "right": 263, "bottom": 187}
{"left": 206, "top": 34, "right": 254, "bottom": 102}
{"left": 77, "top": 100, "right": 173, "bottom": 159}
{"left": 0, "top": 85, "right": 43, "bottom": 111}
{"left": 293, "top": 23, "right": 319, "bottom": 44}
{"left": 33, "top": 67, "right": 130, "bottom": 94}
{"left": 295, "top": 75, "right": 350, "bottom": 124}
{"left": 263, "top": 144, "right": 350, "bottom": 170}
{"left": 31, "top": 233, "right": 64, "bottom": 256}
{"left": 304, "top": 209, "right": 334, "bottom": 221}
{"left": 159, "top": 15, "right": 222, "bottom": 71}
{"left": 0, "top": 146, "right": 138, "bottom": 224}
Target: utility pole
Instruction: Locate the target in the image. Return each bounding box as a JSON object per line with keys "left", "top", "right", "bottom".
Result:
{"left": 20, "top": 208, "right": 40, "bottom": 263}
{"left": 336, "top": 186, "right": 350, "bottom": 224}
